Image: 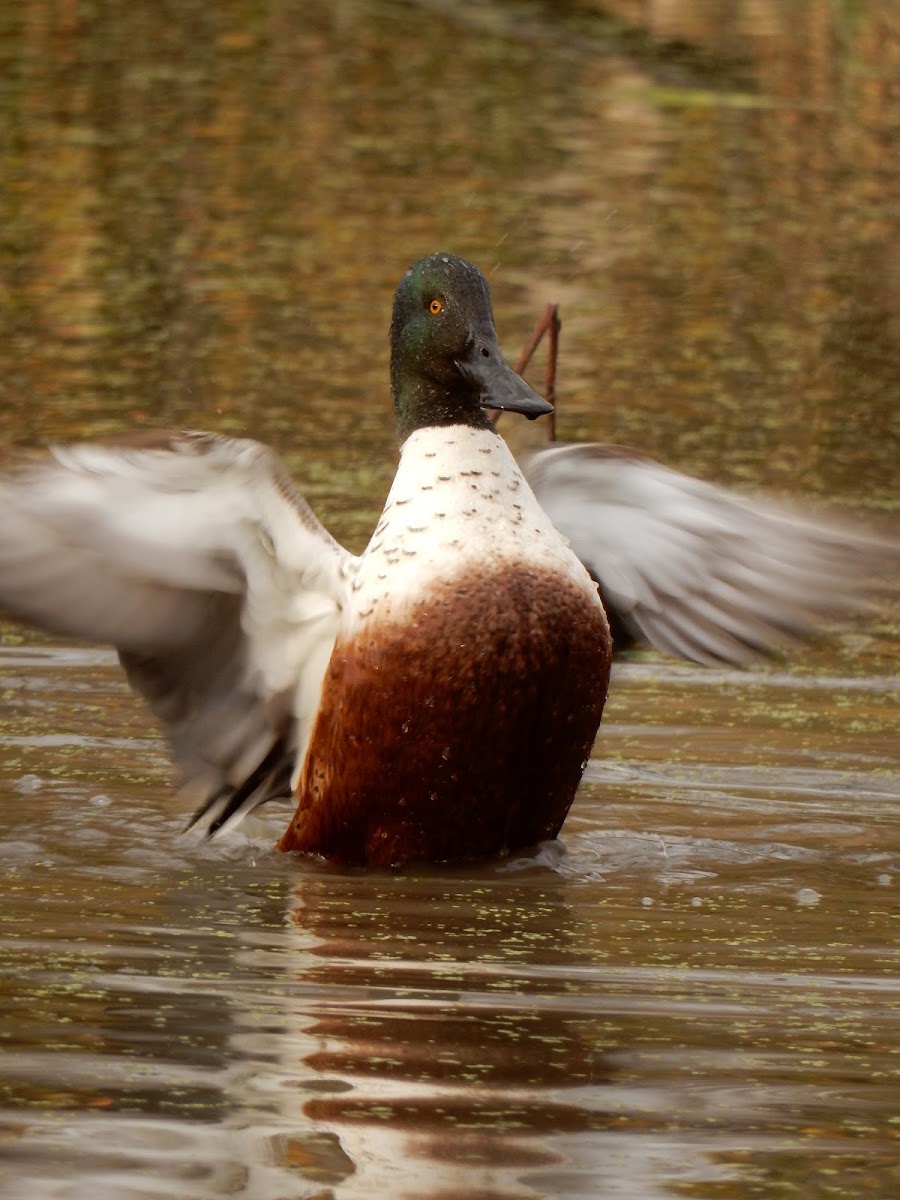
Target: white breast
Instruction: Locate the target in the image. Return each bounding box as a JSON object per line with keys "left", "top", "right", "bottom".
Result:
{"left": 346, "top": 425, "right": 598, "bottom": 625}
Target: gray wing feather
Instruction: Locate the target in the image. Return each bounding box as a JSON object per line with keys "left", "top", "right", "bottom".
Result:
{"left": 0, "top": 432, "right": 352, "bottom": 828}
{"left": 525, "top": 443, "right": 896, "bottom": 665}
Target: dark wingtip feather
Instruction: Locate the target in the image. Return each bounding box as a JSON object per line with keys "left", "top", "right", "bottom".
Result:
{"left": 183, "top": 739, "right": 294, "bottom": 839}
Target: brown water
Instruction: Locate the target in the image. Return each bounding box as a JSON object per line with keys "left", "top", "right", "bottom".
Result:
{"left": 1, "top": 2, "right": 898, "bottom": 1198}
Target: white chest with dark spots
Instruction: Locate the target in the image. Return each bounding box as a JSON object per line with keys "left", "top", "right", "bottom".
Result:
{"left": 346, "top": 425, "right": 595, "bottom": 625}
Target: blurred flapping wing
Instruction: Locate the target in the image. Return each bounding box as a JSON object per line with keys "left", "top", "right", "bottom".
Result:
{"left": 525, "top": 443, "right": 895, "bottom": 665}
{"left": 0, "top": 432, "right": 354, "bottom": 831}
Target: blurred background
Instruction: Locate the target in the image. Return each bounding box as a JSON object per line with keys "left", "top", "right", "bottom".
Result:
{"left": 1, "top": 0, "right": 897, "bottom": 539}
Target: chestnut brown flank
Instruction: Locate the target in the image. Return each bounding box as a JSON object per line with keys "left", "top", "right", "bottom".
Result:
{"left": 278, "top": 565, "right": 611, "bottom": 866}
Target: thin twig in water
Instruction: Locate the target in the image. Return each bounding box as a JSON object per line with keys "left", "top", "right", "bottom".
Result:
{"left": 492, "top": 302, "right": 560, "bottom": 443}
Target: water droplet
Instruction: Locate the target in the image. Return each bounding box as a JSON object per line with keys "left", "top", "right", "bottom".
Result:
{"left": 15, "top": 774, "right": 42, "bottom": 794}
{"left": 794, "top": 887, "right": 822, "bottom": 907}
{"left": 89, "top": 794, "right": 112, "bottom": 808}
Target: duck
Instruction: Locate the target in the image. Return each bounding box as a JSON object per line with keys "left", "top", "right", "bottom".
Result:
{"left": 0, "top": 253, "right": 889, "bottom": 865}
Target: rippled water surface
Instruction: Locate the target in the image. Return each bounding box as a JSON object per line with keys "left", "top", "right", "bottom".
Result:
{"left": 1, "top": 2, "right": 898, "bottom": 1198}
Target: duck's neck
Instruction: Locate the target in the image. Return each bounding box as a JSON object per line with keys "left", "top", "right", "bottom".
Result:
{"left": 392, "top": 373, "right": 494, "bottom": 444}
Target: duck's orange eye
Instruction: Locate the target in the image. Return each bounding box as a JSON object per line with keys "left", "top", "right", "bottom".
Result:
{"left": 429, "top": 298, "right": 443, "bottom": 315}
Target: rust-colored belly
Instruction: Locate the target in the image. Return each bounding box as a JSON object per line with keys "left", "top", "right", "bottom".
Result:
{"left": 278, "top": 566, "right": 611, "bottom": 866}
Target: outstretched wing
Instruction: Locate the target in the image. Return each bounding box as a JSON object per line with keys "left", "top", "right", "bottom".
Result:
{"left": 525, "top": 443, "right": 895, "bottom": 665}
{"left": 0, "top": 431, "right": 355, "bottom": 831}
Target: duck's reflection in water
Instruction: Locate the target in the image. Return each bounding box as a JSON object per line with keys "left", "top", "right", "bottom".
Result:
{"left": 226, "top": 863, "right": 725, "bottom": 1200}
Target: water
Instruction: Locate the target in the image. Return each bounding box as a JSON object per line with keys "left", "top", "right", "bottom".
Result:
{"left": 1, "top": 2, "right": 898, "bottom": 1198}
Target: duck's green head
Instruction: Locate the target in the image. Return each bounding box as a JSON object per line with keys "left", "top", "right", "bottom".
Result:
{"left": 390, "top": 253, "right": 553, "bottom": 442}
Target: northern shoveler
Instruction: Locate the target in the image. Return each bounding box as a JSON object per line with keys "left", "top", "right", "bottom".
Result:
{"left": 0, "top": 253, "right": 890, "bottom": 864}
